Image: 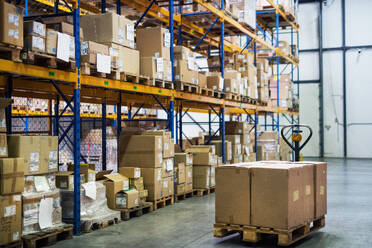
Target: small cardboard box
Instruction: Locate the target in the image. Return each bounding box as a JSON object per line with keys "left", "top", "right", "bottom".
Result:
{"left": 175, "top": 153, "right": 193, "bottom": 166}
{"left": 0, "top": 133, "right": 7, "bottom": 157}
{"left": 186, "top": 145, "right": 215, "bottom": 154}
{"left": 215, "top": 165, "right": 251, "bottom": 225}
{"left": 174, "top": 59, "right": 199, "bottom": 85}
{"left": 161, "top": 176, "right": 174, "bottom": 197}
{"left": 193, "top": 165, "right": 210, "bottom": 189}
{"left": 143, "top": 130, "right": 174, "bottom": 158}
{"left": 119, "top": 135, "right": 163, "bottom": 168}
{"left": 136, "top": 26, "right": 170, "bottom": 59}
{"left": 46, "top": 28, "right": 57, "bottom": 55}
{"left": 175, "top": 183, "right": 185, "bottom": 195}
{"left": 115, "top": 189, "right": 139, "bottom": 209}
{"left": 0, "top": 98, "right": 11, "bottom": 132}
{"left": 162, "top": 158, "right": 174, "bottom": 178}
{"left": 0, "top": 158, "right": 24, "bottom": 194}
{"left": 175, "top": 162, "right": 185, "bottom": 184}
{"left": 24, "top": 35, "right": 45, "bottom": 52}
{"left": 0, "top": 1, "right": 23, "bottom": 47}
{"left": 185, "top": 165, "right": 193, "bottom": 185}
{"left": 39, "top": 136, "right": 58, "bottom": 173}
{"left": 119, "top": 167, "right": 141, "bottom": 179}
{"left": 81, "top": 41, "right": 109, "bottom": 64}
{"left": 198, "top": 73, "right": 208, "bottom": 88}
{"left": 0, "top": 194, "right": 22, "bottom": 245}
{"left": 103, "top": 173, "right": 129, "bottom": 209}
{"left": 207, "top": 74, "right": 224, "bottom": 91}
{"left": 24, "top": 20, "right": 46, "bottom": 38}
{"left": 56, "top": 171, "right": 85, "bottom": 190}
{"left": 129, "top": 177, "right": 144, "bottom": 191}
{"left": 8, "top": 135, "right": 41, "bottom": 175}
{"left": 103, "top": 42, "right": 140, "bottom": 74}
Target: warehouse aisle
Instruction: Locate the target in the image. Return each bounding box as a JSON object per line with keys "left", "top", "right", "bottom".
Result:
{"left": 53, "top": 159, "right": 372, "bottom": 248}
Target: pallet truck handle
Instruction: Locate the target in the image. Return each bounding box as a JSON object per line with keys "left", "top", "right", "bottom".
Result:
{"left": 281, "top": 124, "right": 313, "bottom": 152}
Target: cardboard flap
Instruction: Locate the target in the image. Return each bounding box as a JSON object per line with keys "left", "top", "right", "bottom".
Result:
{"left": 104, "top": 173, "right": 127, "bottom": 182}
{"left": 0, "top": 98, "right": 12, "bottom": 108}
{"left": 96, "top": 170, "right": 113, "bottom": 180}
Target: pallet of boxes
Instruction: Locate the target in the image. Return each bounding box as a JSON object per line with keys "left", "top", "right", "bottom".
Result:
{"left": 118, "top": 130, "right": 175, "bottom": 211}
{"left": 214, "top": 161, "right": 326, "bottom": 246}
{"left": 174, "top": 152, "right": 193, "bottom": 201}
{"left": 1, "top": 114, "right": 73, "bottom": 247}
{"left": 226, "top": 121, "right": 256, "bottom": 163}
{"left": 256, "top": 131, "right": 280, "bottom": 160}
{"left": 79, "top": 12, "right": 140, "bottom": 81}
{"left": 185, "top": 146, "right": 217, "bottom": 197}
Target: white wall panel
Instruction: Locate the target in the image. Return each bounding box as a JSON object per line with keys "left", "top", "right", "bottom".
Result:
{"left": 298, "top": 3, "right": 319, "bottom": 50}
{"left": 299, "top": 52, "right": 319, "bottom": 80}
{"left": 346, "top": 0, "right": 372, "bottom": 46}
{"left": 323, "top": 0, "right": 342, "bottom": 48}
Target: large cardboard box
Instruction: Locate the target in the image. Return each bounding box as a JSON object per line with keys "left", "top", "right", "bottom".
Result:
{"left": 251, "top": 164, "right": 304, "bottom": 229}
{"left": 140, "top": 57, "right": 172, "bottom": 80}
{"left": 103, "top": 173, "right": 129, "bottom": 209}
{"left": 215, "top": 165, "right": 250, "bottom": 225}
{"left": 81, "top": 41, "right": 109, "bottom": 64}
{"left": 226, "top": 121, "right": 251, "bottom": 134}
{"left": 0, "top": 194, "right": 22, "bottom": 245}
{"left": 161, "top": 176, "right": 174, "bottom": 197}
{"left": 207, "top": 73, "right": 224, "bottom": 91}
{"left": 0, "top": 158, "right": 24, "bottom": 194}
{"left": 175, "top": 162, "right": 185, "bottom": 184}
{"left": 119, "top": 135, "right": 163, "bottom": 168}
{"left": 174, "top": 59, "right": 198, "bottom": 85}
{"left": 136, "top": 26, "right": 170, "bottom": 59}
{"left": 225, "top": 135, "right": 241, "bottom": 145}
{"left": 103, "top": 43, "right": 139, "bottom": 74}
{"left": 143, "top": 130, "right": 174, "bottom": 158}
{"left": 0, "top": 2, "right": 23, "bottom": 47}
{"left": 119, "top": 167, "right": 141, "bottom": 179}
{"left": 0, "top": 133, "right": 7, "bottom": 157}
{"left": 210, "top": 140, "right": 232, "bottom": 161}
{"left": 175, "top": 183, "right": 185, "bottom": 194}
{"left": 81, "top": 12, "right": 135, "bottom": 48}
{"left": 141, "top": 168, "right": 162, "bottom": 201}
{"left": 313, "top": 162, "right": 327, "bottom": 218}
{"left": 192, "top": 153, "right": 217, "bottom": 166}
{"left": 175, "top": 153, "right": 193, "bottom": 166}
{"left": 40, "top": 136, "right": 58, "bottom": 174}
{"left": 301, "top": 163, "right": 315, "bottom": 222}
{"left": 8, "top": 135, "right": 43, "bottom": 175}
{"left": 116, "top": 189, "right": 139, "bottom": 209}
{"left": 193, "top": 165, "right": 210, "bottom": 189}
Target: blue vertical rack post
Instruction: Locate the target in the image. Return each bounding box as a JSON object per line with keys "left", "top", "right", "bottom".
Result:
{"left": 102, "top": 101, "right": 107, "bottom": 170}
{"left": 275, "top": 0, "right": 280, "bottom": 140}
{"left": 5, "top": 76, "right": 12, "bottom": 134}
{"left": 168, "top": 0, "right": 175, "bottom": 139}
{"left": 117, "top": 93, "right": 122, "bottom": 168}
{"left": 220, "top": 0, "right": 225, "bottom": 163}
{"left": 72, "top": 0, "right": 81, "bottom": 235}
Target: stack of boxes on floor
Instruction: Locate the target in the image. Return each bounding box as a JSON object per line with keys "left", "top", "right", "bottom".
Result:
{"left": 185, "top": 146, "right": 217, "bottom": 190}
{"left": 269, "top": 74, "right": 293, "bottom": 108}
{"left": 118, "top": 130, "right": 175, "bottom": 203}
{"left": 80, "top": 12, "right": 139, "bottom": 78}
{"left": 225, "top": 121, "right": 256, "bottom": 162}
{"left": 174, "top": 153, "right": 193, "bottom": 194}
{"left": 215, "top": 161, "right": 327, "bottom": 230}
{"left": 137, "top": 27, "right": 172, "bottom": 82}
{"left": 256, "top": 131, "right": 280, "bottom": 160}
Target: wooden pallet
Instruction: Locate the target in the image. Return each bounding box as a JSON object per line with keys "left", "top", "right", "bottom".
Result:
{"left": 22, "top": 224, "right": 73, "bottom": 248}
{"left": 21, "top": 50, "right": 75, "bottom": 71}
{"left": 150, "top": 79, "right": 174, "bottom": 90}
{"left": 200, "top": 87, "right": 214, "bottom": 97}
{"left": 175, "top": 81, "right": 200, "bottom": 94}
{"left": 241, "top": 96, "right": 257, "bottom": 105}
{"left": 214, "top": 216, "right": 325, "bottom": 246}
{"left": 225, "top": 93, "right": 241, "bottom": 101}
{"left": 193, "top": 187, "right": 215, "bottom": 197}
{"left": 151, "top": 195, "right": 174, "bottom": 211}
{"left": 81, "top": 62, "right": 119, "bottom": 79}
{"left": 175, "top": 190, "right": 194, "bottom": 202}
{"left": 120, "top": 202, "right": 153, "bottom": 221}
{"left": 81, "top": 216, "right": 121, "bottom": 233}
{"left": 0, "top": 240, "right": 23, "bottom": 248}
{"left": 120, "top": 72, "right": 150, "bottom": 85}
{"left": 0, "top": 43, "right": 22, "bottom": 62}
{"left": 214, "top": 91, "right": 225, "bottom": 99}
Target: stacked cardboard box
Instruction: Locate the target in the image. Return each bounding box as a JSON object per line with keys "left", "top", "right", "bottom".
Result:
{"left": 207, "top": 72, "right": 224, "bottom": 92}
{"left": 269, "top": 74, "right": 293, "bottom": 108}
{"left": 229, "top": 0, "right": 256, "bottom": 29}
{"left": 175, "top": 153, "right": 193, "bottom": 194}
{"left": 215, "top": 161, "right": 327, "bottom": 230}
{"left": 185, "top": 146, "right": 217, "bottom": 189}
{"left": 0, "top": 2, "right": 23, "bottom": 48}
{"left": 119, "top": 167, "right": 147, "bottom": 205}
{"left": 137, "top": 27, "right": 172, "bottom": 82}
{"left": 233, "top": 53, "right": 257, "bottom": 99}
{"left": 257, "top": 0, "right": 297, "bottom": 21}
{"left": 80, "top": 12, "right": 139, "bottom": 76}
{"left": 226, "top": 121, "right": 256, "bottom": 162}
{"left": 174, "top": 46, "right": 198, "bottom": 85}
{"left": 256, "top": 131, "right": 280, "bottom": 160}
{"left": 256, "top": 58, "right": 270, "bottom": 104}
{"left": 24, "top": 20, "right": 46, "bottom": 53}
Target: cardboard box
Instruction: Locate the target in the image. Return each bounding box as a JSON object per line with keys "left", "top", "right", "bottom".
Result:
{"left": 175, "top": 162, "right": 185, "bottom": 184}
{"left": 103, "top": 43, "right": 139, "bottom": 74}
{"left": 207, "top": 73, "right": 224, "bottom": 91}
{"left": 115, "top": 189, "right": 139, "bottom": 209}
{"left": 24, "top": 20, "right": 46, "bottom": 38}
{"left": 40, "top": 136, "right": 58, "bottom": 173}
{"left": 136, "top": 26, "right": 170, "bottom": 59}
{"left": 81, "top": 41, "right": 109, "bottom": 64}
{"left": 67, "top": 163, "right": 95, "bottom": 182}
{"left": 103, "top": 173, "right": 129, "bottom": 209}
{"left": 226, "top": 121, "right": 251, "bottom": 134}
{"left": 24, "top": 35, "right": 45, "bottom": 52}
{"left": 225, "top": 135, "right": 240, "bottom": 145}
{"left": 175, "top": 183, "right": 185, "bottom": 194}
{"left": 8, "top": 135, "right": 42, "bottom": 175}
{"left": 140, "top": 57, "right": 171, "bottom": 80}
{"left": 81, "top": 12, "right": 135, "bottom": 48}
{"left": 198, "top": 73, "right": 208, "bottom": 88}
{"left": 240, "top": 134, "right": 250, "bottom": 145}
{"left": 251, "top": 164, "right": 304, "bottom": 229}
{"left": 119, "top": 135, "right": 163, "bottom": 168}
{"left": 56, "top": 171, "right": 85, "bottom": 190}
{"left": 210, "top": 140, "right": 232, "bottom": 161}
{"left": 193, "top": 165, "right": 210, "bottom": 189}
{"left": 0, "top": 194, "right": 22, "bottom": 245}
{"left": 215, "top": 165, "right": 251, "bottom": 225}
{"left": 232, "top": 154, "right": 243, "bottom": 163}
{"left": 232, "top": 144, "right": 242, "bottom": 156}
{"left": 175, "top": 153, "right": 193, "bottom": 166}
{"left": 143, "top": 130, "right": 174, "bottom": 158}
{"left": 129, "top": 177, "right": 144, "bottom": 191}
{"left": 192, "top": 153, "right": 217, "bottom": 166}
{"left": 185, "top": 145, "right": 215, "bottom": 154}
{"left": 174, "top": 59, "right": 199, "bottom": 85}
{"left": 46, "top": 21, "right": 83, "bottom": 38}
{"left": 210, "top": 165, "right": 216, "bottom": 187}
{"left": 46, "top": 28, "right": 57, "bottom": 55}
{"left": 162, "top": 158, "right": 174, "bottom": 178}
{"left": 301, "top": 163, "right": 315, "bottom": 222}
{"left": 0, "top": 158, "right": 24, "bottom": 194}
{"left": 161, "top": 176, "right": 174, "bottom": 197}
{"left": 141, "top": 168, "right": 162, "bottom": 201}
{"left": 0, "top": 133, "right": 7, "bottom": 157}
{"left": 0, "top": 2, "right": 23, "bottom": 47}
{"left": 119, "top": 167, "right": 141, "bottom": 179}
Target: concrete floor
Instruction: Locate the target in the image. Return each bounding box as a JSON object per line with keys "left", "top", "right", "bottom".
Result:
{"left": 53, "top": 158, "right": 372, "bottom": 248}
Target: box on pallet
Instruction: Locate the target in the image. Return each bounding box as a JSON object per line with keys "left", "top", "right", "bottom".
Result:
{"left": 207, "top": 72, "right": 224, "bottom": 91}
{"left": 140, "top": 57, "right": 172, "bottom": 81}
{"left": 193, "top": 165, "right": 210, "bottom": 189}
{"left": 210, "top": 140, "right": 232, "bottom": 162}
{"left": 0, "top": 1, "right": 23, "bottom": 47}
{"left": 80, "top": 41, "right": 109, "bottom": 64}
{"left": 67, "top": 163, "right": 95, "bottom": 182}
{"left": 174, "top": 59, "right": 198, "bottom": 85}
{"left": 102, "top": 42, "right": 140, "bottom": 75}
{"left": 116, "top": 188, "right": 139, "bottom": 209}
{"left": 162, "top": 158, "right": 174, "bottom": 178}
{"left": 103, "top": 173, "right": 129, "bottom": 209}
{"left": 143, "top": 130, "right": 174, "bottom": 158}
{"left": 0, "top": 194, "right": 22, "bottom": 245}
{"left": 136, "top": 26, "right": 170, "bottom": 59}
{"left": 141, "top": 168, "right": 162, "bottom": 201}
{"left": 0, "top": 158, "right": 24, "bottom": 195}
{"left": 185, "top": 165, "right": 193, "bottom": 192}
{"left": 119, "top": 167, "right": 141, "bottom": 179}
{"left": 130, "top": 177, "right": 144, "bottom": 191}
{"left": 175, "top": 162, "right": 185, "bottom": 184}
{"left": 161, "top": 176, "right": 174, "bottom": 197}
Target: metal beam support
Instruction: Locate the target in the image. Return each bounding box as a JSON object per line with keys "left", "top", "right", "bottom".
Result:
{"left": 185, "top": 112, "right": 206, "bottom": 132}
{"left": 128, "top": 105, "right": 132, "bottom": 119}
{"left": 51, "top": 80, "right": 74, "bottom": 113}
{"left": 101, "top": 0, "right": 106, "bottom": 13}
{"left": 169, "top": 100, "right": 175, "bottom": 138}
{"left": 58, "top": 122, "right": 72, "bottom": 144}
{"left": 131, "top": 104, "right": 144, "bottom": 119}
{"left": 5, "top": 76, "right": 12, "bottom": 134}
{"left": 319, "top": 1, "right": 324, "bottom": 157}
{"left": 208, "top": 110, "right": 212, "bottom": 137}
{"left": 220, "top": 107, "right": 225, "bottom": 163}
{"left": 25, "top": 0, "right": 28, "bottom": 16}
{"left": 152, "top": 95, "right": 167, "bottom": 113}
{"left": 254, "top": 112, "right": 258, "bottom": 160}
{"left": 117, "top": 93, "right": 122, "bottom": 137}
{"left": 341, "top": 0, "right": 347, "bottom": 157}
{"left": 54, "top": 96, "right": 59, "bottom": 136}
{"left": 193, "top": 17, "right": 219, "bottom": 51}
{"left": 54, "top": 0, "right": 59, "bottom": 14}
{"left": 102, "top": 102, "right": 107, "bottom": 171}
{"left": 134, "top": 0, "right": 156, "bottom": 29}
{"left": 205, "top": 128, "right": 220, "bottom": 145}
{"left": 181, "top": 131, "right": 193, "bottom": 146}
{"left": 179, "top": 106, "right": 183, "bottom": 149}
{"left": 116, "top": 0, "right": 121, "bottom": 14}
{"left": 169, "top": 0, "right": 175, "bottom": 83}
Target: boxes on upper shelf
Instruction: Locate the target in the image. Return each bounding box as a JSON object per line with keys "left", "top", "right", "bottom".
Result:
{"left": 0, "top": 1, "right": 23, "bottom": 47}
{"left": 80, "top": 41, "right": 109, "bottom": 64}
{"left": 136, "top": 26, "right": 170, "bottom": 60}
{"left": 140, "top": 57, "right": 172, "bottom": 81}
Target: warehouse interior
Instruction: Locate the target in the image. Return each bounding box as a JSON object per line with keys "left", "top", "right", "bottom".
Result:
{"left": 0, "top": 0, "right": 371, "bottom": 248}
